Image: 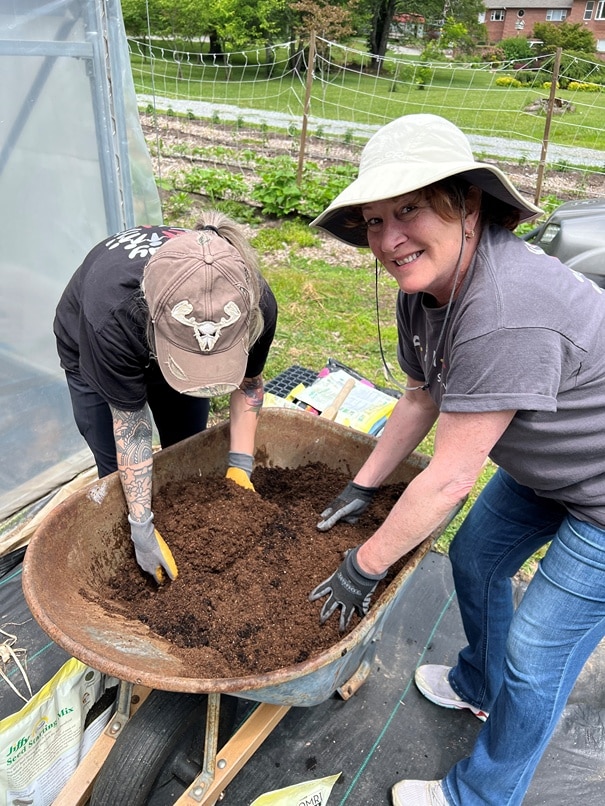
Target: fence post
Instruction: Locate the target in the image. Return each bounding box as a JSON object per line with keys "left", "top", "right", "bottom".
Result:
{"left": 534, "top": 46, "right": 562, "bottom": 206}
{"left": 297, "top": 31, "right": 316, "bottom": 186}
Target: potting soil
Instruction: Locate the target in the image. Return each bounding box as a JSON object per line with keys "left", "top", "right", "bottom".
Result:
{"left": 90, "top": 463, "right": 410, "bottom": 678}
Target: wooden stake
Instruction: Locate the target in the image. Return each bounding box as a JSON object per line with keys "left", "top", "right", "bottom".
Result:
{"left": 535, "top": 47, "right": 562, "bottom": 206}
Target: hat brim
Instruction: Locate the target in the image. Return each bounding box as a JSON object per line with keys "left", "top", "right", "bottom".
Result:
{"left": 310, "top": 162, "right": 543, "bottom": 247}
{"left": 155, "top": 336, "right": 249, "bottom": 397}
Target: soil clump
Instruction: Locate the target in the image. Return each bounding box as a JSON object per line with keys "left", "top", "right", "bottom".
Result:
{"left": 90, "top": 463, "right": 413, "bottom": 679}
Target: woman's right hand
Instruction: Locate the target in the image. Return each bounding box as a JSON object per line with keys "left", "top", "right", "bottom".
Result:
{"left": 128, "top": 513, "right": 178, "bottom": 583}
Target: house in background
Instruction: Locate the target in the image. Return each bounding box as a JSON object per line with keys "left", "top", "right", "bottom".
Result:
{"left": 480, "top": 0, "right": 605, "bottom": 51}
{"left": 391, "top": 13, "right": 425, "bottom": 40}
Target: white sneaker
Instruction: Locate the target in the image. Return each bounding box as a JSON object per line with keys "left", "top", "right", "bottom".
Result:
{"left": 415, "top": 665, "right": 489, "bottom": 722}
{"left": 391, "top": 779, "right": 447, "bottom": 805}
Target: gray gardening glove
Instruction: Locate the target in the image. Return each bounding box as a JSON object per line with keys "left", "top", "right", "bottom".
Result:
{"left": 316, "top": 481, "right": 379, "bottom": 531}
{"left": 309, "top": 546, "right": 387, "bottom": 632}
{"left": 128, "top": 514, "right": 178, "bottom": 584}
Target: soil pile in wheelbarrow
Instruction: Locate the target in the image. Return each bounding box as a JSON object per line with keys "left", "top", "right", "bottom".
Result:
{"left": 90, "top": 463, "right": 412, "bottom": 678}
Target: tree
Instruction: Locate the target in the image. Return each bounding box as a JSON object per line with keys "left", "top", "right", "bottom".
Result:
{"left": 289, "top": 0, "right": 357, "bottom": 41}
{"left": 533, "top": 21, "right": 596, "bottom": 55}
{"left": 499, "top": 35, "right": 534, "bottom": 61}
{"left": 120, "top": 0, "right": 294, "bottom": 50}
{"left": 379, "top": 0, "right": 485, "bottom": 51}
{"left": 120, "top": 0, "right": 162, "bottom": 39}
{"left": 440, "top": 16, "right": 471, "bottom": 51}
{"left": 366, "top": 0, "right": 398, "bottom": 64}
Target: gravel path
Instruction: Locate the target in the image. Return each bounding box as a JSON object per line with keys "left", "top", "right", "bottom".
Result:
{"left": 139, "top": 93, "right": 605, "bottom": 169}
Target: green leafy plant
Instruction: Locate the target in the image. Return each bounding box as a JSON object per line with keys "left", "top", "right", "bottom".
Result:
{"left": 251, "top": 157, "right": 301, "bottom": 216}
{"left": 298, "top": 162, "right": 358, "bottom": 218}
{"left": 250, "top": 220, "right": 320, "bottom": 252}
{"left": 177, "top": 167, "right": 248, "bottom": 202}
{"left": 163, "top": 191, "right": 192, "bottom": 217}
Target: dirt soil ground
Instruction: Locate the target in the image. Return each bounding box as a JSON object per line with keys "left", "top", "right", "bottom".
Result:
{"left": 143, "top": 113, "right": 605, "bottom": 215}
{"left": 93, "top": 463, "right": 412, "bottom": 679}
{"left": 143, "top": 114, "right": 605, "bottom": 279}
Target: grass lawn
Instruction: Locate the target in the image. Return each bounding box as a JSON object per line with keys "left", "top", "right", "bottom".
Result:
{"left": 129, "top": 40, "right": 605, "bottom": 153}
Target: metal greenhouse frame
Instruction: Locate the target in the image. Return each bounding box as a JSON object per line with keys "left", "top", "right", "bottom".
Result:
{"left": 0, "top": 0, "right": 161, "bottom": 528}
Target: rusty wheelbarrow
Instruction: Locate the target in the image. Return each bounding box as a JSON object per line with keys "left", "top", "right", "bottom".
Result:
{"left": 22, "top": 409, "right": 459, "bottom": 805}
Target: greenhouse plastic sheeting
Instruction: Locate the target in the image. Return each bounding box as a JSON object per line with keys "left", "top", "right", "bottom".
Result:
{"left": 0, "top": 1, "right": 161, "bottom": 523}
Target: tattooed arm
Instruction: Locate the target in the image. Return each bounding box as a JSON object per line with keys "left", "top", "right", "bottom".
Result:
{"left": 228, "top": 374, "right": 264, "bottom": 456}
{"left": 109, "top": 404, "right": 154, "bottom": 521}
{"left": 110, "top": 404, "right": 178, "bottom": 581}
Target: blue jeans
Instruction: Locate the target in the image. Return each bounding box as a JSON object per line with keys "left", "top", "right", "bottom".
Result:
{"left": 441, "top": 469, "right": 605, "bottom": 805}
{"left": 65, "top": 370, "right": 210, "bottom": 477}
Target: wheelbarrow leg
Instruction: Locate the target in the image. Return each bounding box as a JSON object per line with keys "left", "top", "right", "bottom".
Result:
{"left": 177, "top": 699, "right": 290, "bottom": 805}
{"left": 107, "top": 679, "right": 135, "bottom": 735}
{"left": 337, "top": 634, "right": 380, "bottom": 700}
{"left": 191, "top": 692, "right": 221, "bottom": 795}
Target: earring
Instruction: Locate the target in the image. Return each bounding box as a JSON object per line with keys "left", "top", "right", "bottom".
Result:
{"left": 464, "top": 229, "right": 475, "bottom": 240}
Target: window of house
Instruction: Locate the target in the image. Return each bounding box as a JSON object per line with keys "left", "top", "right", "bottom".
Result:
{"left": 596, "top": 0, "right": 605, "bottom": 18}
{"left": 546, "top": 8, "right": 568, "bottom": 19}
{"left": 490, "top": 9, "right": 505, "bottom": 20}
{"left": 584, "top": 1, "right": 594, "bottom": 19}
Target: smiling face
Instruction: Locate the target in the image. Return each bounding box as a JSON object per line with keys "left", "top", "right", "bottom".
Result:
{"left": 362, "top": 186, "right": 481, "bottom": 306}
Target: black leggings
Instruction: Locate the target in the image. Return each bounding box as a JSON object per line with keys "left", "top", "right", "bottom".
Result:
{"left": 65, "top": 371, "right": 210, "bottom": 477}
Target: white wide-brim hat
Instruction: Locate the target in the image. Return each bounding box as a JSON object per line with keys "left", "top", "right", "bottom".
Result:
{"left": 310, "top": 114, "right": 542, "bottom": 247}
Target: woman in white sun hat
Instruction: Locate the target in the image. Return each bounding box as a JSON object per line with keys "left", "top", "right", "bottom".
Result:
{"left": 308, "top": 113, "right": 605, "bottom": 805}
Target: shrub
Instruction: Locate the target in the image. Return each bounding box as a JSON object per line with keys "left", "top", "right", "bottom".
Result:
{"left": 480, "top": 46, "right": 505, "bottom": 63}
{"left": 515, "top": 70, "right": 540, "bottom": 86}
{"left": 495, "top": 76, "right": 523, "bottom": 88}
{"left": 559, "top": 51, "right": 605, "bottom": 83}
{"left": 499, "top": 36, "right": 534, "bottom": 61}
{"left": 533, "top": 21, "right": 596, "bottom": 55}
{"left": 567, "top": 81, "right": 602, "bottom": 92}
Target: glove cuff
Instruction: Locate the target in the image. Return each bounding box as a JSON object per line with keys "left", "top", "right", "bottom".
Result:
{"left": 348, "top": 481, "right": 379, "bottom": 496}
{"left": 228, "top": 451, "right": 254, "bottom": 477}
{"left": 347, "top": 545, "right": 387, "bottom": 582}
{"left": 128, "top": 513, "right": 154, "bottom": 528}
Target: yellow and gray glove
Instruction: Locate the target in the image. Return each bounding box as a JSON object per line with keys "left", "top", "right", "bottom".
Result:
{"left": 226, "top": 451, "right": 255, "bottom": 491}
{"left": 128, "top": 514, "right": 178, "bottom": 583}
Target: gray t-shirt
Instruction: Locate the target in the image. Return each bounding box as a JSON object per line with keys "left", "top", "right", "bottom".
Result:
{"left": 397, "top": 225, "right": 605, "bottom": 527}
